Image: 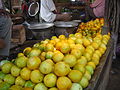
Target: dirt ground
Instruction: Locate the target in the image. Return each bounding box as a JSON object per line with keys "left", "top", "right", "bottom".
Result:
{"left": 107, "top": 56, "right": 120, "bottom": 90}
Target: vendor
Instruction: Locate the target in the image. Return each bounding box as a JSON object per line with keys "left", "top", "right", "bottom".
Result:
{"left": 40, "top": 0, "right": 71, "bottom": 22}
{"left": 85, "top": 0, "right": 105, "bottom": 21}
{"left": 0, "top": 0, "right": 12, "bottom": 57}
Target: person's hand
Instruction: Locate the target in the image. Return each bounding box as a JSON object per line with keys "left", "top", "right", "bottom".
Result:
{"left": 0, "top": 39, "right": 5, "bottom": 49}
{"left": 62, "top": 13, "right": 71, "bottom": 21}
{"left": 0, "top": 9, "right": 10, "bottom": 17}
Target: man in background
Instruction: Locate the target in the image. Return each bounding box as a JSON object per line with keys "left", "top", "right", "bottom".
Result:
{"left": 0, "top": 0, "right": 12, "bottom": 57}
{"left": 85, "top": 0, "right": 105, "bottom": 21}
{"left": 40, "top": 0, "right": 71, "bottom": 22}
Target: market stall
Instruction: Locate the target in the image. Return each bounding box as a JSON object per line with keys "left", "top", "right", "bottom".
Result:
{"left": 0, "top": 17, "right": 113, "bottom": 90}
{"left": 0, "top": 0, "right": 115, "bottom": 90}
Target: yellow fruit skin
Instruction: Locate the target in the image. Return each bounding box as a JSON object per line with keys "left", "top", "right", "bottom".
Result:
{"left": 2, "top": 63, "right": 13, "bottom": 74}
{"left": 85, "top": 48, "right": 93, "bottom": 56}
{"left": 75, "top": 33, "right": 82, "bottom": 38}
{"left": 49, "top": 40, "right": 56, "bottom": 46}
{"left": 23, "top": 47, "right": 32, "bottom": 55}
{"left": 99, "top": 47, "right": 106, "bottom": 55}
{"left": 57, "top": 77, "right": 72, "bottom": 90}
{"left": 18, "top": 53, "right": 24, "bottom": 57}
{"left": 86, "top": 65, "right": 94, "bottom": 75}
{"left": 34, "top": 83, "right": 48, "bottom": 90}
{"left": 28, "top": 48, "right": 41, "bottom": 57}
{"left": 39, "top": 52, "right": 46, "bottom": 61}
{"left": 63, "top": 54, "right": 77, "bottom": 67}
{"left": 45, "top": 44, "right": 54, "bottom": 52}
{"left": 75, "top": 44, "right": 85, "bottom": 53}
{"left": 59, "top": 35, "right": 66, "bottom": 40}
{"left": 92, "top": 59, "right": 99, "bottom": 66}
{"left": 27, "top": 56, "right": 41, "bottom": 70}
{"left": 15, "top": 56, "right": 28, "bottom": 68}
{"left": 67, "top": 39, "right": 75, "bottom": 44}
{"left": 44, "top": 73, "right": 57, "bottom": 87}
{"left": 71, "top": 49, "right": 82, "bottom": 59}
{"left": 55, "top": 42, "right": 62, "bottom": 50}
{"left": 86, "top": 46, "right": 95, "bottom": 52}
{"left": 94, "top": 50, "right": 102, "bottom": 57}
{"left": 77, "top": 56, "right": 87, "bottom": 66}
{"left": 30, "top": 70, "right": 44, "bottom": 83}
{"left": 100, "top": 43, "right": 107, "bottom": 50}
{"left": 51, "top": 36, "right": 57, "bottom": 40}
{"left": 68, "top": 70, "right": 83, "bottom": 83}
{"left": 39, "top": 60, "right": 54, "bottom": 74}
{"left": 48, "top": 87, "right": 58, "bottom": 90}
{"left": 87, "top": 62, "right": 96, "bottom": 70}
{"left": 4, "top": 74, "right": 15, "bottom": 85}
{"left": 60, "top": 43, "right": 70, "bottom": 54}
{"left": 83, "top": 39, "right": 91, "bottom": 47}
{"left": 79, "top": 77, "right": 89, "bottom": 88}
{"left": 23, "top": 87, "right": 33, "bottom": 90}
{"left": 84, "top": 71, "right": 91, "bottom": 80}
{"left": 52, "top": 52, "right": 64, "bottom": 63}
{"left": 83, "top": 53, "right": 91, "bottom": 62}
{"left": 45, "top": 51, "right": 54, "bottom": 59}
{"left": 73, "top": 64, "right": 85, "bottom": 74}
{"left": 10, "top": 85, "right": 23, "bottom": 90}
{"left": 92, "top": 53, "right": 100, "bottom": 66}
{"left": 92, "top": 42, "right": 99, "bottom": 50}
{"left": 54, "top": 62, "right": 70, "bottom": 76}
{"left": 39, "top": 55, "right": 45, "bottom": 61}
{"left": 11, "top": 65, "right": 21, "bottom": 77}
{"left": 15, "top": 76, "right": 26, "bottom": 87}
{"left": 20, "top": 67, "right": 31, "bottom": 80}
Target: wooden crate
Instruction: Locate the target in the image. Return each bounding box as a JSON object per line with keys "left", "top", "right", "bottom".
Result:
{"left": 11, "top": 25, "right": 26, "bottom": 44}
{"left": 11, "top": 0, "right": 22, "bottom": 6}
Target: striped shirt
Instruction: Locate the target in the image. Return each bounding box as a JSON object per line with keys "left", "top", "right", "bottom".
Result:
{"left": 90, "top": 0, "right": 105, "bottom": 17}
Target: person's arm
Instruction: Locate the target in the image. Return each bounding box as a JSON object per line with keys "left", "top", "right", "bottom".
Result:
{"left": 56, "top": 14, "right": 71, "bottom": 21}
{"left": 10, "top": 13, "right": 23, "bottom": 17}
{"left": 41, "top": 10, "right": 71, "bottom": 22}
{"left": 90, "top": 0, "right": 102, "bottom": 8}
{"left": 41, "top": 0, "right": 71, "bottom": 22}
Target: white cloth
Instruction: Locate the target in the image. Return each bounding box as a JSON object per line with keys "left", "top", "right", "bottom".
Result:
{"left": 40, "top": 0, "right": 57, "bottom": 22}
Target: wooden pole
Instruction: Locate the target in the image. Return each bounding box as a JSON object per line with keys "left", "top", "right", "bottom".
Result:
{"left": 38, "top": 0, "right": 40, "bottom": 22}
{"left": 9, "top": 0, "right": 12, "bottom": 14}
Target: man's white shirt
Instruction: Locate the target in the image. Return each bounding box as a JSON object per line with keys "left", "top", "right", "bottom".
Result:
{"left": 40, "top": 0, "right": 57, "bottom": 22}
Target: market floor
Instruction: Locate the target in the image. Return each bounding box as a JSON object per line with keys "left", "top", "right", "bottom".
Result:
{"left": 106, "top": 56, "right": 120, "bottom": 90}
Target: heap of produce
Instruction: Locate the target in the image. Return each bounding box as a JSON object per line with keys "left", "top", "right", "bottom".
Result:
{"left": 77, "top": 18, "right": 104, "bottom": 37}
{"left": 0, "top": 31, "right": 110, "bottom": 90}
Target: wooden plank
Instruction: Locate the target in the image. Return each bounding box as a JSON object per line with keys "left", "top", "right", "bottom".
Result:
{"left": 97, "top": 46, "right": 113, "bottom": 90}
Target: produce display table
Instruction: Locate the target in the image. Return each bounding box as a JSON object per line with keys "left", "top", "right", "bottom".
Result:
{"left": 2, "top": 18, "right": 112, "bottom": 90}
{"left": 85, "top": 38, "right": 113, "bottom": 90}
{"left": 9, "top": 38, "right": 113, "bottom": 90}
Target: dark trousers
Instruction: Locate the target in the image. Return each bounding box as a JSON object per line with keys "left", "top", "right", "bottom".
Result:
{"left": 0, "top": 16, "right": 12, "bottom": 56}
